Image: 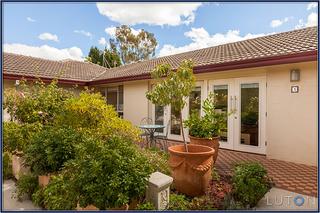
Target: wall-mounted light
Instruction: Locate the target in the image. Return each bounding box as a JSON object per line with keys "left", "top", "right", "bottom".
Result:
{"left": 290, "top": 69, "right": 300, "bottom": 82}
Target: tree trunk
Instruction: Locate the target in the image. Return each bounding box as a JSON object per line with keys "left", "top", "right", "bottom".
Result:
{"left": 180, "top": 111, "right": 188, "bottom": 152}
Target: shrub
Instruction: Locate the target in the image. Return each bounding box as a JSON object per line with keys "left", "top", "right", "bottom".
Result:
{"left": 142, "top": 147, "right": 170, "bottom": 176}
{"left": 32, "top": 187, "right": 45, "bottom": 208}
{"left": 3, "top": 152, "right": 13, "bottom": 179}
{"left": 3, "top": 122, "right": 42, "bottom": 154}
{"left": 4, "top": 79, "right": 73, "bottom": 124}
{"left": 57, "top": 91, "right": 141, "bottom": 142}
{"left": 65, "top": 136, "right": 153, "bottom": 210}
{"left": 232, "top": 162, "right": 272, "bottom": 207}
{"left": 14, "top": 174, "right": 38, "bottom": 200}
{"left": 168, "top": 194, "right": 190, "bottom": 210}
{"left": 136, "top": 202, "right": 156, "bottom": 210}
{"left": 25, "top": 126, "right": 83, "bottom": 175}
{"left": 184, "top": 93, "right": 228, "bottom": 139}
{"left": 42, "top": 173, "right": 78, "bottom": 210}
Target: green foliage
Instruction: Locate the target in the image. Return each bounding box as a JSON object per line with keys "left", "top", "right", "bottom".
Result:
{"left": 110, "top": 25, "right": 157, "bottom": 64}
{"left": 86, "top": 46, "right": 121, "bottom": 68}
{"left": 57, "top": 91, "right": 141, "bottom": 142}
{"left": 168, "top": 194, "right": 191, "bottom": 210}
{"left": 3, "top": 122, "right": 42, "bottom": 153}
{"left": 42, "top": 174, "right": 78, "bottom": 210}
{"left": 4, "top": 79, "right": 73, "bottom": 125}
{"left": 24, "top": 126, "right": 82, "bottom": 175}
{"left": 189, "top": 196, "right": 215, "bottom": 210}
{"left": 3, "top": 152, "right": 13, "bottom": 179}
{"left": 32, "top": 187, "right": 45, "bottom": 208}
{"left": 146, "top": 60, "right": 195, "bottom": 112}
{"left": 232, "top": 162, "right": 272, "bottom": 207}
{"left": 142, "top": 148, "right": 170, "bottom": 176}
{"left": 64, "top": 136, "right": 153, "bottom": 210}
{"left": 15, "top": 174, "right": 38, "bottom": 200}
{"left": 136, "top": 202, "right": 156, "bottom": 210}
{"left": 184, "top": 92, "right": 229, "bottom": 139}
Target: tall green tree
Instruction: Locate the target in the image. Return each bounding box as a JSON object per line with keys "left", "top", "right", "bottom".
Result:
{"left": 86, "top": 46, "right": 121, "bottom": 68}
{"left": 110, "top": 25, "right": 157, "bottom": 64}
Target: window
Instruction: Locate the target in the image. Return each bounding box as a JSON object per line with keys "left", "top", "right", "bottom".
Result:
{"left": 106, "top": 85, "right": 124, "bottom": 118}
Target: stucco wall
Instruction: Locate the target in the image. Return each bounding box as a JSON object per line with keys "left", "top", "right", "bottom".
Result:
{"left": 266, "top": 62, "right": 318, "bottom": 166}
{"left": 123, "top": 81, "right": 149, "bottom": 126}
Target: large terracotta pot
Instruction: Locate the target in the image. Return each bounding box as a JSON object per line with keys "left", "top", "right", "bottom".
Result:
{"left": 189, "top": 135, "right": 220, "bottom": 163}
{"left": 168, "top": 144, "right": 215, "bottom": 197}
{"left": 38, "top": 174, "right": 51, "bottom": 187}
{"left": 12, "top": 154, "right": 30, "bottom": 180}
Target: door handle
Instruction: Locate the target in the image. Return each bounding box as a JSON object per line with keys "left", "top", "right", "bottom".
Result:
{"left": 230, "top": 96, "right": 233, "bottom": 113}
{"left": 234, "top": 96, "right": 238, "bottom": 119}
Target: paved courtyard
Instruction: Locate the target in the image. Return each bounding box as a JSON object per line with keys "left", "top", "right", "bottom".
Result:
{"left": 166, "top": 141, "right": 318, "bottom": 197}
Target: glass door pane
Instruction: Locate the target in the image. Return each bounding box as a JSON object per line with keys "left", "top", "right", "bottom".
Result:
{"left": 189, "top": 86, "right": 201, "bottom": 116}
{"left": 171, "top": 106, "right": 181, "bottom": 135}
{"left": 155, "top": 105, "right": 164, "bottom": 133}
{"left": 240, "top": 83, "right": 259, "bottom": 146}
{"left": 213, "top": 85, "right": 228, "bottom": 142}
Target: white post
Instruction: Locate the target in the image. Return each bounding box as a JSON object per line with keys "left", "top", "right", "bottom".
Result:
{"left": 146, "top": 172, "right": 173, "bottom": 210}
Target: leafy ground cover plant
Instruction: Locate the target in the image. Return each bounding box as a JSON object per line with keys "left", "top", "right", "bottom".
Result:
{"left": 136, "top": 202, "right": 156, "bottom": 210}
{"left": 232, "top": 162, "right": 272, "bottom": 208}
{"left": 168, "top": 193, "right": 191, "bottom": 210}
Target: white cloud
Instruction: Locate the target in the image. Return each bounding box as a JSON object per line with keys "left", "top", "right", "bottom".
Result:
{"left": 295, "top": 12, "right": 318, "bottom": 29}
{"left": 105, "top": 26, "right": 141, "bottom": 37}
{"left": 306, "top": 12, "right": 318, "bottom": 27}
{"left": 159, "top": 28, "right": 268, "bottom": 57}
{"left": 96, "top": 3, "right": 201, "bottom": 26}
{"left": 74, "top": 30, "right": 93, "bottom": 39}
{"left": 38, "top": 33, "right": 59, "bottom": 42}
{"left": 98, "top": 37, "right": 107, "bottom": 46}
{"left": 307, "top": 2, "right": 317, "bottom": 10}
{"left": 4, "top": 43, "right": 83, "bottom": 61}
{"left": 270, "top": 17, "right": 291, "bottom": 28}
{"left": 27, "top": 17, "right": 36, "bottom": 22}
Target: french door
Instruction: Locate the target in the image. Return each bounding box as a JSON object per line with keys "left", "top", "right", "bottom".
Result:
{"left": 209, "top": 77, "right": 266, "bottom": 154}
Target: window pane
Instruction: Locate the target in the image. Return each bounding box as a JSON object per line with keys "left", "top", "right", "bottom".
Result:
{"left": 189, "top": 86, "right": 201, "bottom": 116}
{"left": 171, "top": 106, "right": 181, "bottom": 135}
{"left": 213, "top": 85, "right": 228, "bottom": 142}
{"left": 155, "top": 105, "right": 164, "bottom": 133}
{"left": 118, "top": 85, "right": 123, "bottom": 111}
{"left": 240, "top": 83, "right": 259, "bottom": 146}
{"left": 107, "top": 87, "right": 118, "bottom": 110}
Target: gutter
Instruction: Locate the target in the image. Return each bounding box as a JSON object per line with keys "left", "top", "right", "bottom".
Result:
{"left": 88, "top": 50, "right": 317, "bottom": 86}
{"left": 3, "top": 74, "right": 87, "bottom": 86}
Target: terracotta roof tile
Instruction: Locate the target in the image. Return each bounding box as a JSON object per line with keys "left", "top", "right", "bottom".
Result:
{"left": 3, "top": 53, "right": 108, "bottom": 82}
{"left": 92, "top": 27, "right": 317, "bottom": 81}
{"left": 3, "top": 27, "right": 318, "bottom": 83}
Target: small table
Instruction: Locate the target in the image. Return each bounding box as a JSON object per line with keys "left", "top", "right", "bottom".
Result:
{"left": 139, "top": 124, "right": 165, "bottom": 148}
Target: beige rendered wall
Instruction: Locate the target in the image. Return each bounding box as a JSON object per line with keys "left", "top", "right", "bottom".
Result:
{"left": 266, "top": 61, "right": 318, "bottom": 166}
{"left": 123, "top": 81, "right": 149, "bottom": 126}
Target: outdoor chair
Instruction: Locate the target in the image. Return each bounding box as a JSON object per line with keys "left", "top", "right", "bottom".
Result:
{"left": 154, "top": 119, "right": 171, "bottom": 152}
{"left": 139, "top": 117, "right": 153, "bottom": 146}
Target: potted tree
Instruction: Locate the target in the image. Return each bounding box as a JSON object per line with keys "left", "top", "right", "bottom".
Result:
{"left": 184, "top": 93, "right": 229, "bottom": 163}
{"left": 146, "top": 60, "right": 215, "bottom": 196}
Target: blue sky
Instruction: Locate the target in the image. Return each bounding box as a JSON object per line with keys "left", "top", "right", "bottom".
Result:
{"left": 3, "top": 2, "right": 318, "bottom": 61}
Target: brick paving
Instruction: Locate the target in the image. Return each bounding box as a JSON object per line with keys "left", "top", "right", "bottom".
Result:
{"left": 164, "top": 140, "right": 318, "bottom": 197}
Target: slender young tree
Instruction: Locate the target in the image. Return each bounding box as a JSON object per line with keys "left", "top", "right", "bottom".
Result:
{"left": 146, "top": 60, "right": 195, "bottom": 152}
{"left": 86, "top": 46, "right": 121, "bottom": 68}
